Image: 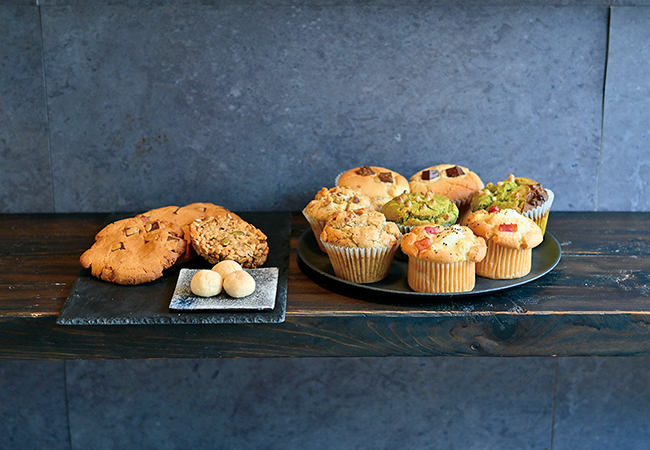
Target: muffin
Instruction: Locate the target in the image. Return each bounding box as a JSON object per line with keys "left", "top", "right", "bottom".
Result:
{"left": 468, "top": 174, "right": 554, "bottom": 234}
{"left": 336, "top": 165, "right": 410, "bottom": 210}
{"left": 381, "top": 191, "right": 459, "bottom": 234}
{"left": 320, "top": 208, "right": 401, "bottom": 284}
{"left": 466, "top": 208, "right": 544, "bottom": 280}
{"left": 303, "top": 186, "right": 374, "bottom": 251}
{"left": 400, "top": 224, "right": 487, "bottom": 293}
{"left": 409, "top": 164, "right": 483, "bottom": 222}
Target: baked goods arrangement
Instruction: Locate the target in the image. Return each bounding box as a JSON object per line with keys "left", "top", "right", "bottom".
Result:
{"left": 308, "top": 164, "right": 555, "bottom": 294}
{"left": 80, "top": 203, "right": 269, "bottom": 298}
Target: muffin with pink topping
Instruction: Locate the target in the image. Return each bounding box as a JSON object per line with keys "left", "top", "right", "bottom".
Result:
{"left": 303, "top": 186, "right": 373, "bottom": 251}
{"left": 400, "top": 224, "right": 487, "bottom": 293}
{"left": 320, "top": 208, "right": 401, "bottom": 284}
{"left": 466, "top": 208, "right": 543, "bottom": 279}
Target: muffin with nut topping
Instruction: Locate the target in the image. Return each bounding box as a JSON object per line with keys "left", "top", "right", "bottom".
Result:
{"left": 466, "top": 208, "right": 543, "bottom": 280}
{"left": 303, "top": 186, "right": 373, "bottom": 251}
{"left": 400, "top": 224, "right": 487, "bottom": 293}
{"left": 320, "top": 208, "right": 401, "bottom": 284}
{"left": 468, "top": 174, "right": 554, "bottom": 234}
{"left": 381, "top": 191, "right": 459, "bottom": 234}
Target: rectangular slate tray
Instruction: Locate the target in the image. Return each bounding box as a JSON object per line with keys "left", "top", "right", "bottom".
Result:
{"left": 57, "top": 211, "right": 290, "bottom": 325}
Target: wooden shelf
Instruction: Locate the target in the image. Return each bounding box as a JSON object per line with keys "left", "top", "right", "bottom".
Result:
{"left": 1, "top": 211, "right": 649, "bottom": 359}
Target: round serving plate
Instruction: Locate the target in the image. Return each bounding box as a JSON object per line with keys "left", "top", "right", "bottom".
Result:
{"left": 297, "top": 229, "right": 562, "bottom": 298}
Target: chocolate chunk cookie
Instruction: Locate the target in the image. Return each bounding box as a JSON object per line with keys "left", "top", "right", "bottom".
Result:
{"left": 189, "top": 214, "right": 269, "bottom": 268}
{"left": 80, "top": 216, "right": 186, "bottom": 285}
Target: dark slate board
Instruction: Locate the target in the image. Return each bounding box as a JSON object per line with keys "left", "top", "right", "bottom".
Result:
{"left": 57, "top": 211, "right": 290, "bottom": 325}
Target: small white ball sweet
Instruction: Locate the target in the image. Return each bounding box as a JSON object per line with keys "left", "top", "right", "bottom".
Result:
{"left": 212, "top": 260, "right": 243, "bottom": 279}
{"left": 223, "top": 270, "right": 256, "bottom": 298}
{"left": 190, "top": 270, "right": 223, "bottom": 297}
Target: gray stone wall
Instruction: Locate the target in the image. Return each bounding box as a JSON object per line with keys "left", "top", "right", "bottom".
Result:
{"left": 1, "top": 2, "right": 648, "bottom": 213}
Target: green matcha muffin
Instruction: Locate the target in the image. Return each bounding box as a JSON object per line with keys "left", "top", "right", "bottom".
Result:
{"left": 381, "top": 191, "right": 459, "bottom": 233}
{"left": 468, "top": 174, "right": 554, "bottom": 234}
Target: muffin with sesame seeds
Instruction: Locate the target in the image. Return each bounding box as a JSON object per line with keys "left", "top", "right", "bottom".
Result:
{"left": 400, "top": 224, "right": 487, "bottom": 293}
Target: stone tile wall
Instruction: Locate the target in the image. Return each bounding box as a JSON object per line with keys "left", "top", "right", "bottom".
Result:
{"left": 1, "top": 2, "right": 648, "bottom": 213}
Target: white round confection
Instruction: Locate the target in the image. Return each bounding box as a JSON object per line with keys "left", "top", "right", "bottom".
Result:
{"left": 190, "top": 269, "right": 223, "bottom": 297}
{"left": 223, "top": 270, "right": 256, "bottom": 298}
{"left": 212, "top": 260, "right": 243, "bottom": 279}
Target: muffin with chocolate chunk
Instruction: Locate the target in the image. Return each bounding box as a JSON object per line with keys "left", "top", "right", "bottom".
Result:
{"left": 336, "top": 165, "right": 410, "bottom": 210}
{"left": 303, "top": 186, "right": 373, "bottom": 251}
{"left": 400, "top": 224, "right": 486, "bottom": 293}
{"left": 381, "top": 191, "right": 458, "bottom": 234}
{"left": 409, "top": 164, "right": 483, "bottom": 221}
{"left": 320, "top": 208, "right": 401, "bottom": 284}
{"left": 468, "top": 174, "right": 554, "bottom": 234}
{"left": 466, "top": 208, "right": 543, "bottom": 280}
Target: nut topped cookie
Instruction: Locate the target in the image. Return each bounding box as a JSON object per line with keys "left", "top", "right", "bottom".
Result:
{"left": 337, "top": 165, "right": 410, "bottom": 209}
{"left": 189, "top": 213, "right": 269, "bottom": 268}
{"left": 139, "top": 202, "right": 235, "bottom": 264}
{"left": 79, "top": 216, "right": 186, "bottom": 285}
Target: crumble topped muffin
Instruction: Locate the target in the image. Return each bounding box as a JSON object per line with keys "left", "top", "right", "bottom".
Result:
{"left": 319, "top": 208, "right": 401, "bottom": 284}
{"left": 303, "top": 186, "right": 374, "bottom": 251}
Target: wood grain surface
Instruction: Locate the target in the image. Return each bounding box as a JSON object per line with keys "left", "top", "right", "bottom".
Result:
{"left": 1, "top": 211, "right": 650, "bottom": 359}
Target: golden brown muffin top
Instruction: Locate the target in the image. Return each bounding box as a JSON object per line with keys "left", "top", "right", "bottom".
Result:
{"left": 320, "top": 208, "right": 401, "bottom": 249}
{"left": 466, "top": 208, "right": 543, "bottom": 250}
{"left": 400, "top": 224, "right": 486, "bottom": 264}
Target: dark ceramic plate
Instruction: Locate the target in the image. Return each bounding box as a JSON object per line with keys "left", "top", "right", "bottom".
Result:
{"left": 297, "top": 229, "right": 561, "bottom": 298}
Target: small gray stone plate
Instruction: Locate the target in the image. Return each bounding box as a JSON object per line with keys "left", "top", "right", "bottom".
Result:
{"left": 170, "top": 268, "right": 278, "bottom": 311}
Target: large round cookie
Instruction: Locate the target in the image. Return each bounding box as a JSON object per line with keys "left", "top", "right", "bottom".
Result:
{"left": 189, "top": 214, "right": 269, "bottom": 268}
{"left": 139, "top": 203, "right": 236, "bottom": 264}
{"left": 80, "top": 216, "right": 186, "bottom": 285}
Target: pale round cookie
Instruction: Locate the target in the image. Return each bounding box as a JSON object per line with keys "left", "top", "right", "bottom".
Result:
{"left": 190, "top": 269, "right": 223, "bottom": 297}
{"left": 223, "top": 270, "right": 256, "bottom": 298}
{"left": 212, "top": 260, "right": 243, "bottom": 279}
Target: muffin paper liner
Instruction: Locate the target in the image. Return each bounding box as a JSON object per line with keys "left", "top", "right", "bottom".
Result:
{"left": 476, "top": 242, "right": 532, "bottom": 280}
{"left": 321, "top": 240, "right": 399, "bottom": 284}
{"left": 302, "top": 208, "right": 328, "bottom": 252}
{"left": 521, "top": 188, "right": 554, "bottom": 235}
{"left": 407, "top": 258, "right": 476, "bottom": 293}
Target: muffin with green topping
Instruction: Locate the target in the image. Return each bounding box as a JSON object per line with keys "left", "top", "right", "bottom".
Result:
{"left": 468, "top": 174, "right": 554, "bottom": 234}
{"left": 381, "top": 191, "right": 459, "bottom": 234}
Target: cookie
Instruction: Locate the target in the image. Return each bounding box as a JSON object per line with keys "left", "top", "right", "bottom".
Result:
{"left": 139, "top": 203, "right": 235, "bottom": 264}
{"left": 80, "top": 216, "right": 186, "bottom": 285}
{"left": 189, "top": 214, "right": 269, "bottom": 268}
{"left": 190, "top": 269, "right": 223, "bottom": 297}
{"left": 223, "top": 270, "right": 256, "bottom": 298}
